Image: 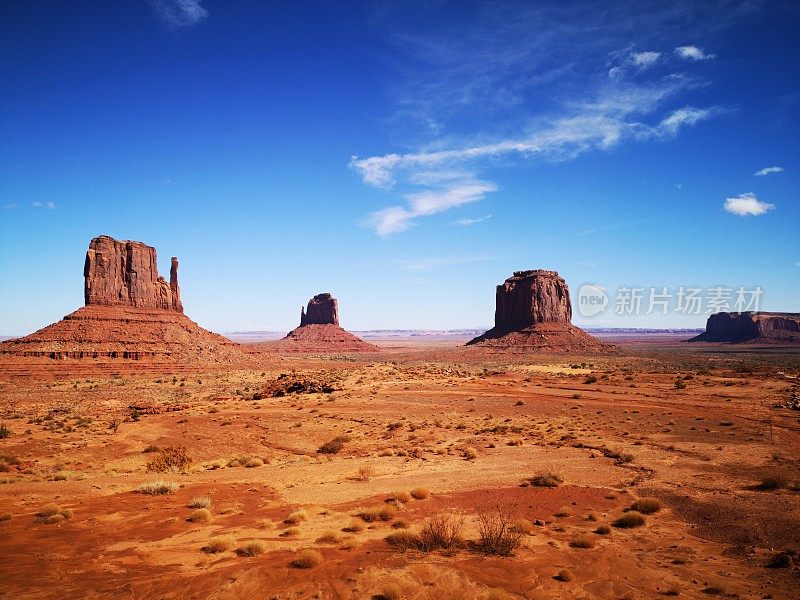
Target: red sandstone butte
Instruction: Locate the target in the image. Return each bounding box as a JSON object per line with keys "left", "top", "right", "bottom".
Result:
{"left": 690, "top": 312, "right": 800, "bottom": 344}
{"left": 467, "top": 270, "right": 611, "bottom": 351}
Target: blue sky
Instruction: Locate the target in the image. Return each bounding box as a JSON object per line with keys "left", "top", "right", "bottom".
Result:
{"left": 1, "top": 0, "right": 798, "bottom": 334}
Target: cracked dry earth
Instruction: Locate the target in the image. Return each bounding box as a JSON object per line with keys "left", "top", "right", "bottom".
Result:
{"left": 0, "top": 340, "right": 799, "bottom": 599}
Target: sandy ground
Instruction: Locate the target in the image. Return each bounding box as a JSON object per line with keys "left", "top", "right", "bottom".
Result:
{"left": 0, "top": 338, "right": 798, "bottom": 599}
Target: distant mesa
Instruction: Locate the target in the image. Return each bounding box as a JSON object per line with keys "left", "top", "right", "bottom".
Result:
{"left": 689, "top": 312, "right": 800, "bottom": 344}
{"left": 255, "top": 293, "right": 378, "bottom": 353}
{"left": 300, "top": 293, "right": 338, "bottom": 326}
{"left": 467, "top": 269, "right": 612, "bottom": 351}
{"left": 0, "top": 235, "right": 243, "bottom": 362}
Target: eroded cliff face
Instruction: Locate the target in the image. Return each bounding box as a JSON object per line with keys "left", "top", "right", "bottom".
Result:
{"left": 494, "top": 270, "right": 572, "bottom": 331}
{"left": 83, "top": 236, "right": 182, "bottom": 312}
{"left": 300, "top": 293, "right": 338, "bottom": 326}
{"left": 691, "top": 312, "right": 800, "bottom": 343}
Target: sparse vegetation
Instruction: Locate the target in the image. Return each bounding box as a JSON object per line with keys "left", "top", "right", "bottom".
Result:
{"left": 138, "top": 480, "right": 179, "bottom": 495}
{"left": 318, "top": 435, "right": 350, "bottom": 454}
{"left": 202, "top": 535, "right": 235, "bottom": 553}
{"left": 463, "top": 447, "right": 478, "bottom": 460}
{"left": 36, "top": 503, "right": 72, "bottom": 524}
{"left": 188, "top": 496, "right": 211, "bottom": 509}
{"left": 595, "top": 524, "right": 611, "bottom": 535}
{"left": 630, "top": 497, "right": 662, "bottom": 514}
{"left": 316, "top": 530, "right": 340, "bottom": 544}
{"left": 569, "top": 534, "right": 595, "bottom": 548}
{"left": 756, "top": 469, "right": 789, "bottom": 491}
{"left": 289, "top": 548, "right": 323, "bottom": 568}
{"left": 357, "top": 465, "right": 376, "bottom": 481}
{"left": 187, "top": 508, "right": 211, "bottom": 523}
{"left": 357, "top": 504, "right": 396, "bottom": 523}
{"left": 526, "top": 472, "right": 563, "bottom": 488}
{"left": 146, "top": 445, "right": 191, "bottom": 473}
{"left": 410, "top": 486, "right": 430, "bottom": 500}
{"left": 0, "top": 423, "right": 11, "bottom": 439}
{"left": 236, "top": 540, "right": 266, "bottom": 556}
{"left": 554, "top": 569, "right": 574, "bottom": 582}
{"left": 474, "top": 503, "right": 524, "bottom": 556}
{"left": 285, "top": 509, "right": 308, "bottom": 524}
{"left": 613, "top": 511, "right": 646, "bottom": 528}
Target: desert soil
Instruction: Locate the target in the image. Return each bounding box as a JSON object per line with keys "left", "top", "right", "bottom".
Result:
{"left": 0, "top": 338, "right": 798, "bottom": 599}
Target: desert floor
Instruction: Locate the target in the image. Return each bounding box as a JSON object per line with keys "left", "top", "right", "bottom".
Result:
{"left": 0, "top": 337, "right": 798, "bottom": 599}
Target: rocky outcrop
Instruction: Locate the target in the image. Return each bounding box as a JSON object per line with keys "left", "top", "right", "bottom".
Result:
{"left": 467, "top": 269, "right": 610, "bottom": 351}
{"left": 0, "top": 235, "right": 245, "bottom": 363}
{"left": 84, "top": 235, "right": 182, "bottom": 312}
{"left": 690, "top": 312, "right": 800, "bottom": 344}
{"left": 300, "top": 293, "right": 338, "bottom": 326}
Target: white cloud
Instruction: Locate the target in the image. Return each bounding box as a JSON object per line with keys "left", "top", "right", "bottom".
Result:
{"left": 2, "top": 203, "right": 18, "bottom": 210}
{"left": 150, "top": 0, "right": 208, "bottom": 30}
{"left": 658, "top": 107, "right": 710, "bottom": 134}
{"left": 724, "top": 192, "right": 775, "bottom": 216}
{"left": 366, "top": 179, "right": 497, "bottom": 235}
{"left": 675, "top": 45, "right": 715, "bottom": 61}
{"left": 46, "top": 202, "right": 57, "bottom": 209}
{"left": 754, "top": 166, "right": 783, "bottom": 176}
{"left": 455, "top": 215, "right": 492, "bottom": 226}
{"left": 631, "top": 51, "right": 661, "bottom": 69}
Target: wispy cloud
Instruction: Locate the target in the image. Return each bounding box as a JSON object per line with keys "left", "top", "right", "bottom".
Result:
{"left": 455, "top": 215, "right": 492, "bottom": 226}
{"left": 724, "top": 192, "right": 775, "bottom": 216}
{"left": 658, "top": 107, "right": 711, "bottom": 134}
{"left": 2, "top": 203, "right": 18, "bottom": 210}
{"left": 675, "top": 45, "right": 715, "bottom": 61}
{"left": 754, "top": 166, "right": 783, "bottom": 176}
{"left": 30, "top": 201, "right": 57, "bottom": 209}
{"left": 366, "top": 178, "right": 497, "bottom": 235}
{"left": 150, "top": 0, "right": 208, "bottom": 30}
{"left": 631, "top": 51, "right": 661, "bottom": 69}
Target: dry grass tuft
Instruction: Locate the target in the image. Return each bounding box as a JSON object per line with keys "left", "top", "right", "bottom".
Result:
{"left": 315, "top": 530, "right": 340, "bottom": 544}
{"left": 410, "top": 486, "right": 430, "bottom": 500}
{"left": 630, "top": 497, "right": 662, "bottom": 514}
{"left": 569, "top": 534, "right": 595, "bottom": 548}
{"left": 318, "top": 435, "right": 350, "bottom": 454}
{"left": 526, "top": 472, "right": 563, "bottom": 488}
{"left": 756, "top": 469, "right": 790, "bottom": 491}
{"left": 138, "top": 480, "right": 178, "bottom": 495}
{"left": 594, "top": 524, "right": 611, "bottom": 535}
{"left": 285, "top": 509, "right": 308, "bottom": 524}
{"left": 388, "top": 490, "right": 411, "bottom": 503}
{"left": 357, "top": 465, "right": 376, "bottom": 481}
{"left": 202, "top": 535, "right": 235, "bottom": 553}
{"left": 289, "top": 548, "right": 323, "bottom": 568}
{"left": 474, "top": 503, "right": 523, "bottom": 556}
{"left": 373, "top": 584, "right": 402, "bottom": 600}
{"left": 357, "top": 504, "right": 396, "bottom": 523}
{"left": 187, "top": 508, "right": 212, "bottom": 523}
{"left": 188, "top": 496, "right": 211, "bottom": 509}
{"left": 613, "top": 511, "right": 646, "bottom": 528}
{"left": 463, "top": 447, "right": 478, "bottom": 460}
{"left": 245, "top": 457, "right": 264, "bottom": 468}
{"left": 236, "top": 540, "right": 266, "bottom": 556}
{"left": 342, "top": 519, "right": 365, "bottom": 533}
{"left": 36, "top": 504, "right": 72, "bottom": 524}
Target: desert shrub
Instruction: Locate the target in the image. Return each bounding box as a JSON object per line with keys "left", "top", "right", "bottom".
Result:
{"left": 285, "top": 509, "right": 308, "bottom": 524}
{"left": 463, "top": 447, "right": 478, "bottom": 460}
{"left": 388, "top": 490, "right": 411, "bottom": 503}
{"left": 584, "top": 376, "right": 597, "bottom": 384}
{"left": 0, "top": 513, "right": 11, "bottom": 521}
{"left": 187, "top": 508, "right": 212, "bottom": 523}
{"left": 392, "top": 518, "right": 410, "bottom": 529}
{"left": 316, "top": 530, "right": 340, "bottom": 544}
{"left": 417, "top": 512, "right": 464, "bottom": 551}
{"left": 569, "top": 535, "right": 595, "bottom": 548}
{"left": 595, "top": 524, "right": 611, "bottom": 535}
{"left": 279, "top": 527, "right": 299, "bottom": 537}
{"left": 674, "top": 379, "right": 686, "bottom": 390}
{"left": 0, "top": 423, "right": 11, "bottom": 439}
{"left": 36, "top": 503, "right": 72, "bottom": 524}
{"left": 142, "top": 445, "right": 159, "bottom": 453}
{"left": 146, "top": 445, "right": 191, "bottom": 473}
{"left": 510, "top": 518, "right": 533, "bottom": 535}
{"left": 289, "top": 548, "right": 323, "bottom": 568}
{"left": 474, "top": 504, "right": 523, "bottom": 556}
{"left": 385, "top": 530, "right": 421, "bottom": 550}
{"left": 357, "top": 504, "right": 396, "bottom": 523}
{"left": 410, "top": 486, "right": 430, "bottom": 500}
{"left": 554, "top": 569, "right": 574, "bottom": 582}
{"left": 357, "top": 465, "right": 375, "bottom": 481}
{"left": 202, "top": 535, "right": 235, "bottom": 553}
{"left": 236, "top": 540, "right": 266, "bottom": 556}
{"left": 245, "top": 457, "right": 264, "bottom": 468}
{"left": 630, "top": 497, "right": 662, "bottom": 514}
{"left": 342, "top": 519, "right": 365, "bottom": 533}
{"left": 527, "top": 472, "right": 563, "bottom": 488}
{"left": 188, "top": 496, "right": 211, "bottom": 509}
{"left": 138, "top": 480, "right": 179, "bottom": 495}
{"left": 317, "top": 435, "right": 350, "bottom": 454}
{"left": 613, "top": 512, "right": 646, "bottom": 528}
{"left": 554, "top": 506, "right": 572, "bottom": 518}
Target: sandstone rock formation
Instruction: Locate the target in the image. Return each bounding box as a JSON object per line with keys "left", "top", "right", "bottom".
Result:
{"left": 467, "top": 270, "right": 610, "bottom": 351}
{"left": 253, "top": 292, "right": 377, "bottom": 353}
{"left": 300, "top": 293, "right": 338, "bottom": 326}
{"left": 84, "top": 235, "right": 182, "bottom": 312}
{"left": 690, "top": 312, "right": 800, "bottom": 344}
{"left": 0, "top": 236, "right": 244, "bottom": 363}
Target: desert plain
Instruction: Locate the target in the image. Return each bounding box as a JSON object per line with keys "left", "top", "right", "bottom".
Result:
{"left": 1, "top": 337, "right": 799, "bottom": 599}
